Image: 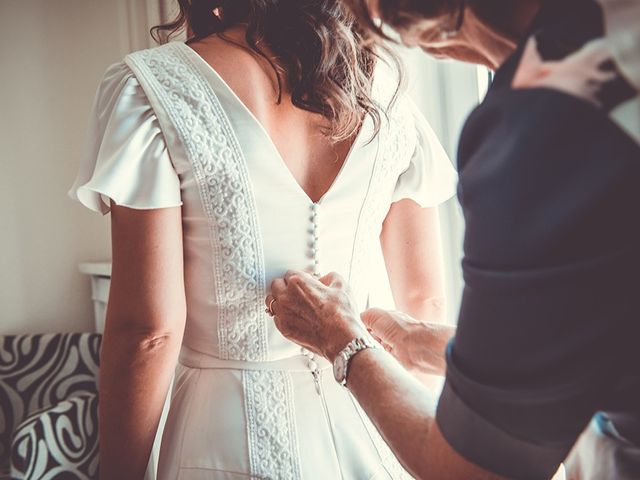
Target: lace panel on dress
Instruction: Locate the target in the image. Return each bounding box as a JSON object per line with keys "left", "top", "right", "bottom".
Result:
{"left": 243, "top": 370, "right": 302, "bottom": 479}
{"left": 125, "top": 43, "right": 269, "bottom": 362}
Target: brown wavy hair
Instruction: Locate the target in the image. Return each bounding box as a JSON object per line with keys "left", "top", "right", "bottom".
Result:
{"left": 152, "top": 0, "right": 400, "bottom": 142}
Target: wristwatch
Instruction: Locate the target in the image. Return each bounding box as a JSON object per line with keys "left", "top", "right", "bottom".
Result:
{"left": 333, "top": 336, "right": 380, "bottom": 387}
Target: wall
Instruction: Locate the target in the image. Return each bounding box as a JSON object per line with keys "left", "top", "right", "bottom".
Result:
{"left": 0, "top": 0, "right": 172, "bottom": 334}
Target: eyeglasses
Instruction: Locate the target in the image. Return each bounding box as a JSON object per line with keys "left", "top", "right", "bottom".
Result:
{"left": 439, "top": 0, "right": 466, "bottom": 39}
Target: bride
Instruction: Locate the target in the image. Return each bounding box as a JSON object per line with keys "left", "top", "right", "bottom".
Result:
{"left": 69, "top": 0, "right": 457, "bottom": 478}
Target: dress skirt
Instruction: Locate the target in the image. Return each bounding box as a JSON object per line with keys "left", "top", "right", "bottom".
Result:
{"left": 156, "top": 347, "right": 411, "bottom": 480}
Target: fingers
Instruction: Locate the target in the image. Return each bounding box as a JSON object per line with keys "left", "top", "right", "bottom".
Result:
{"left": 284, "top": 269, "right": 318, "bottom": 286}
{"left": 264, "top": 294, "right": 272, "bottom": 308}
{"left": 269, "top": 270, "right": 353, "bottom": 322}
{"left": 264, "top": 294, "right": 279, "bottom": 317}
{"left": 269, "top": 273, "right": 320, "bottom": 320}
{"left": 282, "top": 270, "right": 345, "bottom": 290}
{"left": 267, "top": 278, "right": 288, "bottom": 315}
{"left": 272, "top": 309, "right": 289, "bottom": 336}
{"left": 268, "top": 278, "right": 298, "bottom": 337}
{"left": 270, "top": 278, "right": 287, "bottom": 298}
{"left": 362, "top": 309, "right": 387, "bottom": 336}
{"left": 361, "top": 308, "right": 386, "bottom": 329}
{"left": 361, "top": 308, "right": 403, "bottom": 347}
{"left": 319, "top": 271, "right": 345, "bottom": 288}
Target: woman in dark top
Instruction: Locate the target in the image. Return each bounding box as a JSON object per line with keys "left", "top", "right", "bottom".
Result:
{"left": 267, "top": 0, "right": 640, "bottom": 479}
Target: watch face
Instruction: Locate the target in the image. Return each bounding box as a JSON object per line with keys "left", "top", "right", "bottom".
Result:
{"left": 333, "top": 353, "right": 347, "bottom": 383}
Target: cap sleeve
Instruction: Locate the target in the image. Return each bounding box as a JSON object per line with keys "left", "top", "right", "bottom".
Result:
{"left": 68, "top": 62, "right": 182, "bottom": 215}
{"left": 391, "top": 101, "right": 458, "bottom": 207}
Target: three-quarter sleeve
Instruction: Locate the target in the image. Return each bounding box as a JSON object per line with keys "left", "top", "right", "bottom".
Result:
{"left": 391, "top": 101, "right": 458, "bottom": 207}
{"left": 68, "top": 62, "right": 182, "bottom": 215}
{"left": 436, "top": 86, "right": 640, "bottom": 479}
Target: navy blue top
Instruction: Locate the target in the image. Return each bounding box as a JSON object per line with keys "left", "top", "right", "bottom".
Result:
{"left": 435, "top": 1, "right": 640, "bottom": 478}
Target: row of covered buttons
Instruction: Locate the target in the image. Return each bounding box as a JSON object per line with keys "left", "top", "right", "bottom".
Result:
{"left": 307, "top": 202, "right": 321, "bottom": 393}
{"left": 309, "top": 203, "right": 320, "bottom": 277}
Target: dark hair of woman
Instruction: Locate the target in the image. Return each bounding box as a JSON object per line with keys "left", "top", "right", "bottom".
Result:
{"left": 152, "top": 0, "right": 402, "bottom": 143}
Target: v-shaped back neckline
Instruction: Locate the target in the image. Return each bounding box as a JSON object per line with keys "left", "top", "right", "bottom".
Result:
{"left": 177, "top": 41, "right": 369, "bottom": 205}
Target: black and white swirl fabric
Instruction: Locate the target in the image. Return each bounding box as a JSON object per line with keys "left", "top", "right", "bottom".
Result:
{"left": 0, "top": 333, "right": 101, "bottom": 476}
{"left": 10, "top": 394, "right": 98, "bottom": 480}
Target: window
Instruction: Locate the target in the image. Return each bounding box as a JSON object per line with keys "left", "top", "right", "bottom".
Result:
{"left": 370, "top": 48, "right": 490, "bottom": 325}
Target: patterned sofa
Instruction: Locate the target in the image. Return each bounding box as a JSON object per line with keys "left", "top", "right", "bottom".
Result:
{"left": 0, "top": 333, "right": 101, "bottom": 479}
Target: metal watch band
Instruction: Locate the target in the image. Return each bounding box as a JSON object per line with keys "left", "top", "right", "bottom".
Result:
{"left": 335, "top": 336, "right": 380, "bottom": 386}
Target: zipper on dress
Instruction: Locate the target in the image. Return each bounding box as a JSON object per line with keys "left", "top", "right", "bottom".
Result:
{"left": 311, "top": 368, "right": 321, "bottom": 395}
{"left": 301, "top": 347, "right": 322, "bottom": 396}
{"left": 317, "top": 369, "right": 345, "bottom": 480}
{"left": 301, "top": 348, "right": 343, "bottom": 476}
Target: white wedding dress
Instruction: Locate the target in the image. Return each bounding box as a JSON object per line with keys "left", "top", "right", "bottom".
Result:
{"left": 69, "top": 41, "right": 457, "bottom": 479}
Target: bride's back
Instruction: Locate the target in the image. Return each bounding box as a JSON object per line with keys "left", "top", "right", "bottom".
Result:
{"left": 164, "top": 1, "right": 383, "bottom": 203}
{"left": 189, "top": 29, "right": 356, "bottom": 203}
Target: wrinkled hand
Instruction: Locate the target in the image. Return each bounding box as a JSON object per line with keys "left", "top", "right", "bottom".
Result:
{"left": 362, "top": 308, "right": 454, "bottom": 376}
{"left": 268, "top": 271, "right": 369, "bottom": 362}
{"left": 513, "top": 37, "right": 617, "bottom": 107}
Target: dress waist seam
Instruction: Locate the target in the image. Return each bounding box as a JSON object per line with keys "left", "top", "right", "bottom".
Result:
{"left": 178, "top": 345, "right": 331, "bottom": 372}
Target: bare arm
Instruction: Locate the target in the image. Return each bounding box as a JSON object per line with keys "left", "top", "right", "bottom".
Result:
{"left": 347, "top": 347, "right": 507, "bottom": 480}
{"left": 380, "top": 201, "right": 446, "bottom": 323}
{"left": 377, "top": 201, "right": 454, "bottom": 378}
{"left": 268, "top": 271, "right": 505, "bottom": 479}
{"left": 99, "top": 204, "right": 186, "bottom": 480}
